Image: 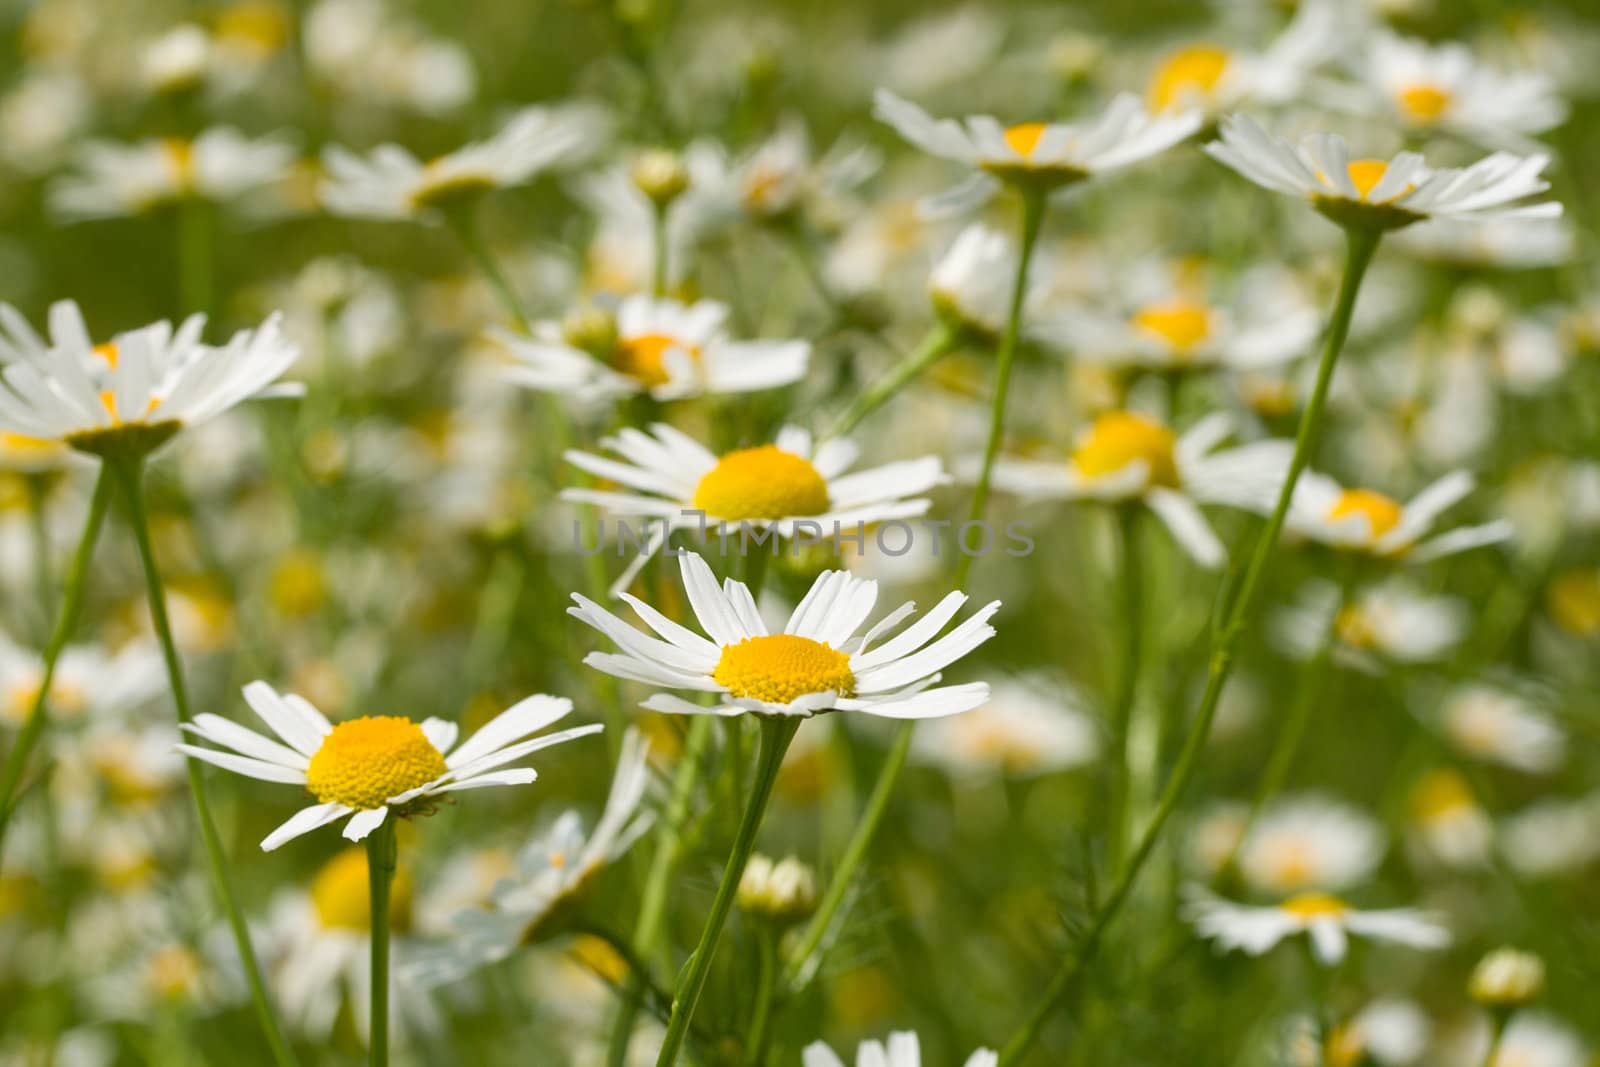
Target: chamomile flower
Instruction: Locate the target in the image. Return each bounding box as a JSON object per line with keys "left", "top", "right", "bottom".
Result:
{"left": 910, "top": 675, "right": 1099, "bottom": 779}
{"left": 1457, "top": 1014, "right": 1589, "bottom": 1067}
{"left": 0, "top": 631, "right": 164, "bottom": 730}
{"left": 985, "top": 411, "right": 1292, "bottom": 568}
{"left": 803, "top": 1031, "right": 996, "bottom": 1067}
{"left": 50, "top": 128, "right": 297, "bottom": 220}
{"left": 1185, "top": 886, "right": 1449, "bottom": 965}
{"left": 1237, "top": 796, "right": 1386, "bottom": 896}
{"left": 320, "top": 103, "right": 601, "bottom": 220}
{"left": 405, "top": 728, "right": 654, "bottom": 986}
{"left": 690, "top": 117, "right": 879, "bottom": 223}
{"left": 1408, "top": 769, "right": 1493, "bottom": 868}
{"left": 1441, "top": 683, "right": 1564, "bottom": 774}
{"left": 570, "top": 161, "right": 706, "bottom": 295}
{"left": 1501, "top": 793, "right": 1600, "bottom": 878}
{"left": 571, "top": 552, "right": 999, "bottom": 720}
{"left": 304, "top": 0, "right": 475, "bottom": 115}
{"left": 495, "top": 295, "right": 809, "bottom": 403}
{"left": 1393, "top": 216, "right": 1575, "bottom": 271}
{"left": 929, "top": 223, "right": 1047, "bottom": 339}
{"left": 1274, "top": 579, "right": 1468, "bottom": 669}
{"left": 175, "top": 682, "right": 602, "bottom": 849}
{"left": 562, "top": 423, "right": 943, "bottom": 596}
{"left": 873, "top": 88, "right": 1200, "bottom": 215}
{"left": 0, "top": 301, "right": 300, "bottom": 456}
{"left": 1287, "top": 470, "right": 1511, "bottom": 563}
{"left": 1286, "top": 999, "right": 1430, "bottom": 1067}
{"left": 1144, "top": 0, "right": 1346, "bottom": 116}
{"left": 1205, "top": 115, "right": 1561, "bottom": 231}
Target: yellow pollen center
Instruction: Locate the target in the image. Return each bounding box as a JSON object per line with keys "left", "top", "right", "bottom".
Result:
{"left": 93, "top": 342, "right": 119, "bottom": 367}
{"left": 1327, "top": 488, "right": 1403, "bottom": 540}
{"left": 1335, "top": 605, "right": 1377, "bottom": 649}
{"left": 304, "top": 716, "right": 447, "bottom": 810}
{"left": 146, "top": 945, "right": 202, "bottom": 1000}
{"left": 1003, "top": 123, "right": 1048, "bottom": 159}
{"left": 1132, "top": 300, "right": 1213, "bottom": 353}
{"left": 614, "top": 332, "right": 699, "bottom": 388}
{"left": 1397, "top": 83, "right": 1452, "bottom": 124}
{"left": 690, "top": 445, "right": 831, "bottom": 520}
{"left": 310, "top": 846, "right": 414, "bottom": 932}
{"left": 1347, "top": 159, "right": 1391, "bottom": 201}
{"left": 1547, "top": 568, "right": 1600, "bottom": 636}
{"left": 1071, "top": 411, "right": 1179, "bottom": 487}
{"left": 1280, "top": 892, "right": 1349, "bottom": 920}
{"left": 1411, "top": 769, "right": 1474, "bottom": 822}
{"left": 713, "top": 634, "right": 854, "bottom": 705}
{"left": 1262, "top": 839, "right": 1316, "bottom": 890}
{"left": 1148, "top": 44, "right": 1231, "bottom": 111}
{"left": 161, "top": 139, "right": 195, "bottom": 186}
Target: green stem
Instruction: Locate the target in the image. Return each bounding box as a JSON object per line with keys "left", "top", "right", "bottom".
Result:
{"left": 23, "top": 473, "right": 54, "bottom": 639}
{"left": 366, "top": 818, "right": 398, "bottom": 1067}
{"left": 655, "top": 716, "right": 799, "bottom": 1067}
{"left": 1105, "top": 505, "right": 1144, "bottom": 875}
{"left": 444, "top": 208, "right": 531, "bottom": 334}
{"left": 178, "top": 195, "right": 212, "bottom": 318}
{"left": 996, "top": 225, "right": 1381, "bottom": 1066}
{"left": 828, "top": 322, "right": 958, "bottom": 439}
{"left": 651, "top": 201, "right": 670, "bottom": 297}
{"left": 0, "top": 469, "right": 112, "bottom": 857}
{"left": 110, "top": 457, "right": 300, "bottom": 1067}
{"left": 1478, "top": 1011, "right": 1509, "bottom": 1067}
{"left": 745, "top": 926, "right": 779, "bottom": 1064}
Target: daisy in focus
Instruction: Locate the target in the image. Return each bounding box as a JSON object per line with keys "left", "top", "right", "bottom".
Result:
{"left": 985, "top": 411, "right": 1291, "bottom": 568}
{"left": 320, "top": 103, "right": 601, "bottom": 219}
{"left": 1286, "top": 470, "right": 1511, "bottom": 563}
{"left": 50, "top": 128, "right": 297, "bottom": 219}
{"left": 174, "top": 681, "right": 602, "bottom": 849}
{"left": 571, "top": 552, "right": 999, "bottom": 720}
{"left": 1184, "top": 886, "right": 1449, "bottom": 965}
{"left": 804, "top": 1031, "right": 996, "bottom": 1067}
{"left": 562, "top": 423, "right": 943, "bottom": 595}
{"left": 495, "top": 295, "right": 809, "bottom": 402}
{"left": 873, "top": 88, "right": 1200, "bottom": 215}
{"left": 1205, "top": 115, "right": 1561, "bottom": 231}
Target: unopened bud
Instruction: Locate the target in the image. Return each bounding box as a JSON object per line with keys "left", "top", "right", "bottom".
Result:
{"left": 561, "top": 305, "right": 618, "bottom": 358}
{"left": 1469, "top": 948, "right": 1545, "bottom": 1008}
{"left": 737, "top": 854, "right": 816, "bottom": 924}
{"left": 631, "top": 150, "right": 689, "bottom": 208}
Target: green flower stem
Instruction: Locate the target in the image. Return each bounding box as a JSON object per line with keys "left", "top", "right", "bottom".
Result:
{"left": 652, "top": 201, "right": 670, "bottom": 297}
{"left": 828, "top": 322, "right": 958, "bottom": 439}
{"left": 655, "top": 716, "right": 800, "bottom": 1067}
{"left": 1479, "top": 1011, "right": 1510, "bottom": 1067}
{"left": 109, "top": 456, "right": 300, "bottom": 1067}
{"left": 443, "top": 208, "right": 531, "bottom": 334}
{"left": 744, "top": 925, "right": 779, "bottom": 1064}
{"left": 178, "top": 195, "right": 212, "bottom": 319}
{"left": 996, "top": 225, "right": 1382, "bottom": 1066}
{"left": 1105, "top": 505, "right": 1145, "bottom": 875}
{"left": 366, "top": 818, "right": 398, "bottom": 1067}
{"left": 23, "top": 473, "right": 54, "bottom": 637}
{"left": 0, "top": 468, "right": 112, "bottom": 859}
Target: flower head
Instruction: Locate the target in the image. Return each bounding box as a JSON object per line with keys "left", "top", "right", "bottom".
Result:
{"left": 51, "top": 128, "right": 297, "bottom": 219}
{"left": 1288, "top": 470, "right": 1510, "bottom": 563}
{"left": 1363, "top": 33, "right": 1566, "bottom": 146}
{"left": 1185, "top": 886, "right": 1449, "bottom": 965}
{"left": 803, "top": 1031, "right": 996, "bottom": 1067}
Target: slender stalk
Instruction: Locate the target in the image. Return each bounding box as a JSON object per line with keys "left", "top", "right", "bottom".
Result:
{"left": 0, "top": 469, "right": 112, "bottom": 857}
{"left": 996, "top": 226, "right": 1382, "bottom": 1065}
{"left": 366, "top": 818, "right": 398, "bottom": 1067}
{"left": 1105, "top": 505, "right": 1144, "bottom": 874}
{"left": 655, "top": 716, "right": 800, "bottom": 1067}
{"left": 110, "top": 457, "right": 299, "bottom": 1067}
{"left": 745, "top": 926, "right": 779, "bottom": 1064}
{"left": 1478, "top": 1012, "right": 1509, "bottom": 1067}
{"left": 651, "top": 201, "right": 670, "bottom": 297}
{"left": 443, "top": 208, "right": 531, "bottom": 334}
{"left": 828, "top": 323, "right": 958, "bottom": 439}
{"left": 178, "top": 196, "right": 212, "bottom": 319}
{"left": 22, "top": 473, "right": 54, "bottom": 638}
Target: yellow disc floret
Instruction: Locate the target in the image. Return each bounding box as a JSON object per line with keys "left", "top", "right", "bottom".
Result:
{"left": 1071, "top": 411, "right": 1179, "bottom": 487}
{"left": 1003, "top": 122, "right": 1048, "bottom": 160}
{"left": 1148, "top": 44, "right": 1231, "bottom": 112}
{"left": 1397, "top": 84, "right": 1451, "bottom": 124}
{"left": 692, "top": 445, "right": 831, "bottom": 520}
{"left": 614, "top": 332, "right": 699, "bottom": 388}
{"left": 713, "top": 634, "right": 854, "bottom": 705}
{"left": 1132, "top": 299, "right": 1213, "bottom": 354}
{"left": 304, "top": 716, "right": 448, "bottom": 810}
{"left": 1346, "top": 159, "right": 1393, "bottom": 202}
{"left": 311, "top": 846, "right": 414, "bottom": 932}
{"left": 1280, "top": 892, "right": 1349, "bottom": 920}
{"left": 1546, "top": 567, "right": 1600, "bottom": 636}
{"left": 1327, "top": 488, "right": 1403, "bottom": 541}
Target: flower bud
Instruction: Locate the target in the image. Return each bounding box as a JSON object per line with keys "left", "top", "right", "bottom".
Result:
{"left": 630, "top": 150, "right": 689, "bottom": 208}
{"left": 561, "top": 305, "right": 619, "bottom": 358}
{"left": 737, "top": 854, "right": 816, "bottom": 924}
{"left": 1469, "top": 947, "right": 1545, "bottom": 1008}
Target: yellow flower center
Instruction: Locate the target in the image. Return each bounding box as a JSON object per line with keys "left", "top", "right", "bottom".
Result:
{"left": 1326, "top": 488, "right": 1403, "bottom": 540}
{"left": 955, "top": 716, "right": 1044, "bottom": 772}
{"left": 1003, "top": 122, "right": 1048, "bottom": 159}
{"left": 304, "top": 716, "right": 448, "bottom": 810}
{"left": 145, "top": 944, "right": 203, "bottom": 1000}
{"left": 310, "top": 846, "right": 414, "bottom": 932}
{"left": 1397, "top": 83, "right": 1452, "bottom": 124}
{"left": 1335, "top": 605, "right": 1377, "bottom": 649}
{"left": 1132, "top": 299, "right": 1213, "bottom": 354}
{"left": 1547, "top": 568, "right": 1600, "bottom": 636}
{"left": 1148, "top": 44, "right": 1231, "bottom": 111}
{"left": 1347, "top": 159, "right": 1393, "bottom": 202}
{"left": 713, "top": 634, "right": 854, "bottom": 705}
{"left": 1411, "top": 768, "right": 1474, "bottom": 822}
{"left": 613, "top": 332, "right": 699, "bottom": 388}
{"left": 1071, "top": 411, "right": 1179, "bottom": 487}
{"left": 161, "top": 139, "right": 195, "bottom": 188}
{"left": 690, "top": 445, "right": 831, "bottom": 520}
{"left": 5, "top": 678, "right": 87, "bottom": 724}
{"left": 1280, "top": 892, "right": 1349, "bottom": 919}
{"left": 270, "top": 550, "right": 326, "bottom": 618}
{"left": 1260, "top": 839, "right": 1316, "bottom": 891}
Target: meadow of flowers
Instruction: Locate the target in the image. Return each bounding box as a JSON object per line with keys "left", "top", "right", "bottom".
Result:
{"left": 1, "top": 0, "right": 1597, "bottom": 1063}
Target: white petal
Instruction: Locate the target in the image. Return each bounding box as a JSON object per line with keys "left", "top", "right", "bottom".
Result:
{"left": 341, "top": 806, "right": 388, "bottom": 842}
{"left": 261, "top": 802, "right": 351, "bottom": 851}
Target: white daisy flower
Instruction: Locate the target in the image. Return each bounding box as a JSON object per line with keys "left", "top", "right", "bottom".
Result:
{"left": 803, "top": 1031, "right": 996, "bottom": 1067}
{"left": 495, "top": 295, "right": 808, "bottom": 403}
{"left": 1393, "top": 216, "right": 1575, "bottom": 271}
{"left": 571, "top": 552, "right": 999, "bottom": 720}
{"left": 0, "top": 633, "right": 164, "bottom": 729}
{"left": 928, "top": 223, "right": 1047, "bottom": 339}
{"left": 563, "top": 422, "right": 943, "bottom": 596}
{"left": 0, "top": 300, "right": 300, "bottom": 455}
{"left": 1408, "top": 769, "right": 1492, "bottom": 869}
{"left": 1184, "top": 886, "right": 1449, "bottom": 965}
{"left": 1441, "top": 683, "right": 1565, "bottom": 774}
{"left": 872, "top": 88, "right": 1200, "bottom": 216}
{"left": 304, "top": 0, "right": 476, "bottom": 116}
{"left": 405, "top": 728, "right": 655, "bottom": 986}
{"left": 1287, "top": 470, "right": 1511, "bottom": 563}
{"left": 910, "top": 675, "right": 1099, "bottom": 779}
{"left": 174, "top": 681, "right": 603, "bottom": 849}
{"left": 1459, "top": 1014, "right": 1590, "bottom": 1067}
{"left": 1144, "top": 0, "right": 1347, "bottom": 116}
{"left": 689, "top": 117, "right": 879, "bottom": 223}
{"left": 320, "top": 103, "right": 602, "bottom": 220}
{"left": 984, "top": 411, "right": 1292, "bottom": 568}
{"left": 1205, "top": 114, "right": 1561, "bottom": 231}
{"left": 1274, "top": 579, "right": 1468, "bottom": 670}
{"left": 1237, "top": 795, "right": 1386, "bottom": 897}
{"left": 570, "top": 163, "right": 708, "bottom": 295}
{"left": 51, "top": 128, "right": 297, "bottom": 219}
{"left": 1286, "top": 998, "right": 1430, "bottom": 1067}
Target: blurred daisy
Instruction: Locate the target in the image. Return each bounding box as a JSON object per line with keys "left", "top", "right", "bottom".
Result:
{"left": 0, "top": 301, "right": 300, "bottom": 455}
{"left": 1459, "top": 1014, "right": 1589, "bottom": 1067}
{"left": 1393, "top": 216, "right": 1575, "bottom": 271}
{"left": 1185, "top": 887, "right": 1449, "bottom": 965}
{"left": 910, "top": 675, "right": 1099, "bottom": 779}
{"left": 496, "top": 296, "right": 808, "bottom": 402}
{"left": 873, "top": 89, "right": 1200, "bottom": 215}
{"left": 929, "top": 223, "right": 1044, "bottom": 340}
{"left": 175, "top": 681, "right": 602, "bottom": 849}
{"left": 1145, "top": 0, "right": 1345, "bottom": 115}
{"left": 1500, "top": 794, "right": 1600, "bottom": 878}
{"left": 1408, "top": 769, "right": 1492, "bottom": 868}
{"left": 406, "top": 728, "right": 654, "bottom": 986}
{"left": 304, "top": 0, "right": 475, "bottom": 115}
{"left": 1274, "top": 579, "right": 1468, "bottom": 669}
{"left": 1206, "top": 115, "right": 1561, "bottom": 230}
{"left": 1441, "top": 683, "right": 1564, "bottom": 774}
{"left": 320, "top": 104, "right": 601, "bottom": 219}
{"left": 51, "top": 129, "right": 297, "bottom": 219}
{"left": 571, "top": 552, "right": 998, "bottom": 720}
{"left": 1287, "top": 470, "right": 1510, "bottom": 563}
{"left": 691, "top": 117, "right": 879, "bottom": 223}
{"left": 570, "top": 161, "right": 705, "bottom": 295}
{"left": 563, "top": 423, "right": 942, "bottom": 595}
{"left": 804, "top": 1031, "right": 996, "bottom": 1067}
{"left": 1237, "top": 795, "right": 1385, "bottom": 896}
{"left": 1287, "top": 998, "right": 1430, "bottom": 1067}
{"left": 985, "top": 411, "right": 1292, "bottom": 568}
{"left": 0, "top": 633, "right": 163, "bottom": 728}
